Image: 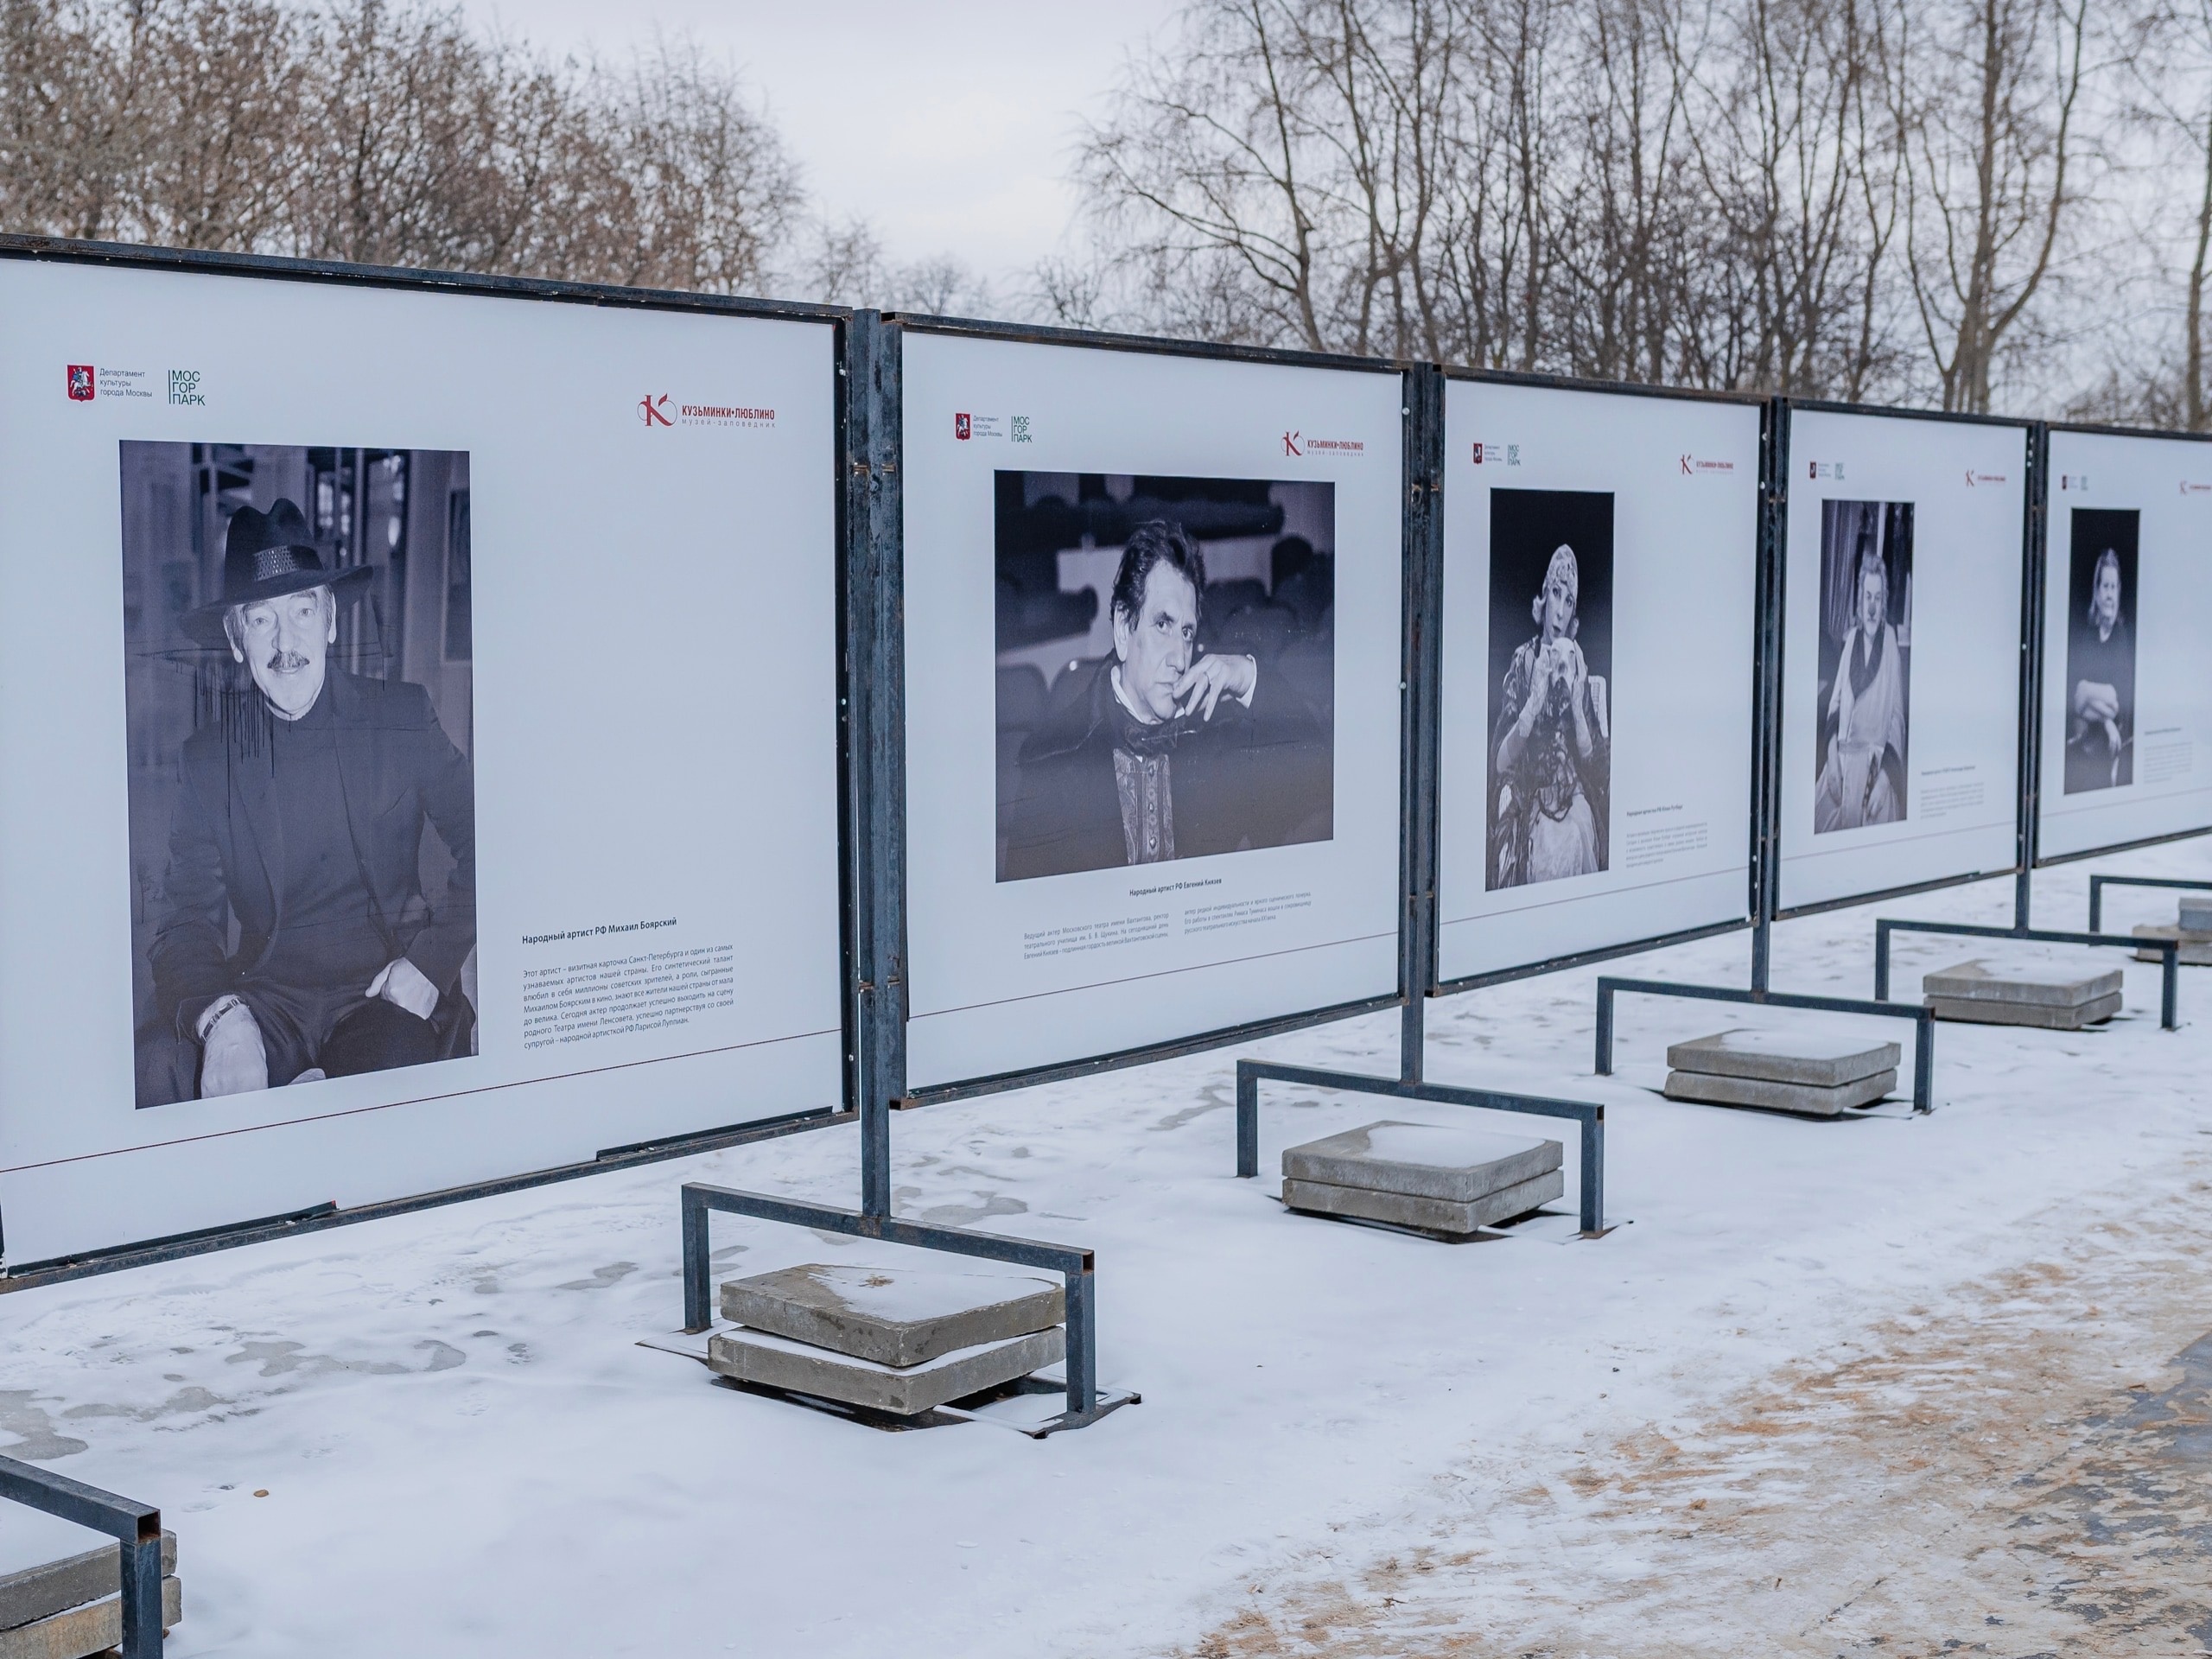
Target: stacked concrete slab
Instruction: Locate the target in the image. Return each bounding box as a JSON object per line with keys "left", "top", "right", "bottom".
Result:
{"left": 1662, "top": 1028, "right": 1899, "bottom": 1116}
{"left": 2133, "top": 893, "right": 2212, "bottom": 965}
{"left": 1279, "top": 1121, "right": 1564, "bottom": 1236}
{"left": 706, "top": 1263, "right": 1065, "bottom": 1416}
{"left": 0, "top": 1531, "right": 179, "bottom": 1659}
{"left": 1923, "top": 960, "right": 2122, "bottom": 1029}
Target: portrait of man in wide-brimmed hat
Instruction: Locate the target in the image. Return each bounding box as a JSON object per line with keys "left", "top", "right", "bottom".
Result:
{"left": 136, "top": 491, "right": 477, "bottom": 1105}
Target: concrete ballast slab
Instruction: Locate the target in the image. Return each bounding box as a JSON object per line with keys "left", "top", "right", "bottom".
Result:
{"left": 1664, "top": 1028, "right": 1899, "bottom": 1088}
{"left": 2133, "top": 925, "right": 2212, "bottom": 965}
{"left": 1922, "top": 960, "right": 2123, "bottom": 1007}
{"left": 0, "top": 1577, "right": 181, "bottom": 1659}
{"left": 1281, "top": 1121, "right": 1562, "bottom": 1205}
{"left": 1281, "top": 1167, "right": 1565, "bottom": 1235}
{"left": 1662, "top": 1067, "right": 1897, "bottom": 1116}
{"left": 719, "top": 1263, "right": 1063, "bottom": 1369}
{"left": 2178, "top": 895, "right": 2212, "bottom": 932}
{"left": 0, "top": 1533, "right": 175, "bottom": 1637}
{"left": 1929, "top": 990, "right": 2123, "bottom": 1029}
{"left": 706, "top": 1324, "right": 1066, "bottom": 1416}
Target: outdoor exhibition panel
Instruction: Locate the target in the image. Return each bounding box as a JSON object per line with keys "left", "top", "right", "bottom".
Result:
{"left": 1434, "top": 378, "right": 1759, "bottom": 984}
{"left": 900, "top": 329, "right": 1404, "bottom": 1090}
{"left": 1777, "top": 408, "right": 2027, "bottom": 914}
{"left": 0, "top": 251, "right": 846, "bottom": 1264}
{"left": 2036, "top": 427, "right": 2212, "bottom": 861}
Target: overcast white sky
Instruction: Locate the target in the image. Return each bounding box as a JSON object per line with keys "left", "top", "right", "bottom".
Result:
{"left": 456, "top": 0, "right": 1186, "bottom": 281}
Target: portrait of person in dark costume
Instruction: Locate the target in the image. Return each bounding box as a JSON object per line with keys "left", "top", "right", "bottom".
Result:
{"left": 2063, "top": 508, "right": 2138, "bottom": 795}
{"left": 122, "top": 444, "right": 477, "bottom": 1107}
{"left": 1484, "top": 489, "right": 1612, "bottom": 891}
{"left": 995, "top": 488, "right": 1332, "bottom": 882}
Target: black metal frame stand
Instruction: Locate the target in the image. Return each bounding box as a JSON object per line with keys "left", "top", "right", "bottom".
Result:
{"left": 1236, "top": 1061, "right": 1605, "bottom": 1234}
{"left": 1589, "top": 398, "right": 1941, "bottom": 1115}
{"left": 1872, "top": 918, "right": 2181, "bottom": 1028}
{"left": 1869, "top": 425, "right": 2187, "bottom": 1033}
{"left": 0, "top": 1455, "right": 164, "bottom": 1657}
{"left": 2088, "top": 874, "right": 2212, "bottom": 932}
{"left": 1593, "top": 975, "right": 1936, "bottom": 1113}
{"left": 1225, "top": 367, "right": 1617, "bottom": 1233}
{"left": 677, "top": 1184, "right": 1131, "bottom": 1433}
{"left": 674, "top": 314, "right": 1127, "bottom": 1433}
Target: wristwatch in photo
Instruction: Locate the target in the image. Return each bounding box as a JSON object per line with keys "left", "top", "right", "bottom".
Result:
{"left": 196, "top": 995, "right": 245, "bottom": 1042}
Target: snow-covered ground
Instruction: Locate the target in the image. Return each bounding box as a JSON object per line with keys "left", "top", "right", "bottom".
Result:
{"left": 3, "top": 845, "right": 2209, "bottom": 1656}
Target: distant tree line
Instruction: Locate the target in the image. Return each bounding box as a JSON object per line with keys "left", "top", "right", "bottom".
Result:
{"left": 9, "top": 0, "right": 2212, "bottom": 421}
{"left": 1065, "top": 0, "right": 2212, "bottom": 422}
{"left": 0, "top": 0, "right": 821, "bottom": 292}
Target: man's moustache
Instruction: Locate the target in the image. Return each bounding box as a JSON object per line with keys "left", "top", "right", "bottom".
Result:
{"left": 264, "top": 651, "right": 312, "bottom": 671}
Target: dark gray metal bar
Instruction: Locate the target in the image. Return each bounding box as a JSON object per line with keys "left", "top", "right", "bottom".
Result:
{"left": 1750, "top": 394, "right": 1789, "bottom": 993}
{"left": 1594, "top": 975, "right": 1936, "bottom": 1114}
{"left": 1400, "top": 363, "right": 1446, "bottom": 1083}
{"left": 1871, "top": 918, "right": 2181, "bottom": 1030}
{"left": 845, "top": 311, "right": 906, "bottom": 1219}
{"left": 2088, "top": 874, "right": 2212, "bottom": 933}
{"left": 2015, "top": 423, "right": 2050, "bottom": 929}
{"left": 679, "top": 1183, "right": 1115, "bottom": 1427}
{"left": 1235, "top": 1060, "right": 1608, "bottom": 1236}
{"left": 0, "top": 1455, "right": 163, "bottom": 1658}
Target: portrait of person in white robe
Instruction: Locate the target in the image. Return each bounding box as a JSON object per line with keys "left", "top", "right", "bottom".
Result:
{"left": 1814, "top": 539, "right": 1909, "bottom": 832}
{"left": 1491, "top": 543, "right": 1610, "bottom": 885}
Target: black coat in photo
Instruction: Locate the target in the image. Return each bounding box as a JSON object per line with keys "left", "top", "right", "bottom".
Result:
{"left": 1001, "top": 654, "right": 1330, "bottom": 881}
{"left": 149, "top": 667, "right": 478, "bottom": 1044}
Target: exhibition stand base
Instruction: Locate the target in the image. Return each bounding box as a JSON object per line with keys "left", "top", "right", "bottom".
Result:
{"left": 1595, "top": 976, "right": 1936, "bottom": 1115}
{"left": 2127, "top": 891, "right": 2212, "bottom": 963}
{"left": 1659, "top": 1028, "right": 1902, "bottom": 1117}
{"left": 698, "top": 1260, "right": 1072, "bottom": 1418}
{"left": 1923, "top": 960, "right": 2123, "bottom": 1029}
{"left": 1236, "top": 1062, "right": 1614, "bottom": 1238}
{"left": 0, "top": 1457, "right": 170, "bottom": 1659}
{"left": 0, "top": 1536, "right": 180, "bottom": 1659}
{"left": 676, "top": 1182, "right": 1132, "bottom": 1435}
{"left": 2087, "top": 874, "right": 2212, "bottom": 933}
{"left": 1280, "top": 1122, "right": 1566, "bottom": 1236}
{"left": 2132, "top": 925, "right": 2212, "bottom": 965}
{"left": 1872, "top": 918, "right": 2181, "bottom": 1029}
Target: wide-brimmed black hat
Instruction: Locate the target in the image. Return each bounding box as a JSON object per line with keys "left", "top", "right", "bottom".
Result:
{"left": 182, "top": 499, "right": 374, "bottom": 647}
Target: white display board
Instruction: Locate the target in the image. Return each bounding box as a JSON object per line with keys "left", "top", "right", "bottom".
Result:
{"left": 0, "top": 256, "right": 845, "bottom": 1263}
{"left": 2036, "top": 429, "right": 2212, "bottom": 860}
{"left": 901, "top": 332, "right": 1402, "bottom": 1089}
{"left": 1435, "top": 381, "right": 1758, "bottom": 982}
{"left": 1778, "top": 409, "right": 2025, "bottom": 912}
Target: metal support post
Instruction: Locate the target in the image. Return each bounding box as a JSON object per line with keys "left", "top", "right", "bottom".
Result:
{"left": 0, "top": 1456, "right": 165, "bottom": 1658}
{"left": 2014, "top": 423, "right": 2049, "bottom": 931}
{"left": 1397, "top": 363, "right": 1446, "bottom": 1087}
{"left": 844, "top": 311, "right": 906, "bottom": 1220}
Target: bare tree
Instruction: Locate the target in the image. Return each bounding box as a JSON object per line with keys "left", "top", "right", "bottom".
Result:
{"left": 1897, "top": 0, "right": 2092, "bottom": 411}
{"left": 0, "top": 0, "right": 806, "bottom": 296}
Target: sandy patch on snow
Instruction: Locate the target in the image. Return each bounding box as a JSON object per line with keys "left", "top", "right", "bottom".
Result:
{"left": 1192, "top": 1162, "right": 2212, "bottom": 1658}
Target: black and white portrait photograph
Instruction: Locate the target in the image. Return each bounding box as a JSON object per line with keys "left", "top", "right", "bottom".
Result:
{"left": 2063, "top": 507, "right": 2139, "bottom": 795}
{"left": 1484, "top": 489, "right": 1612, "bottom": 891}
{"left": 1812, "top": 499, "right": 1913, "bottom": 834}
{"left": 993, "top": 472, "right": 1334, "bottom": 881}
{"left": 121, "top": 442, "right": 477, "bottom": 1109}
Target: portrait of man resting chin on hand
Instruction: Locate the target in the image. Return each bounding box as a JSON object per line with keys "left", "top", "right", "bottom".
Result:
{"left": 1000, "top": 518, "right": 1330, "bottom": 881}
{"left": 136, "top": 494, "right": 476, "bottom": 1106}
